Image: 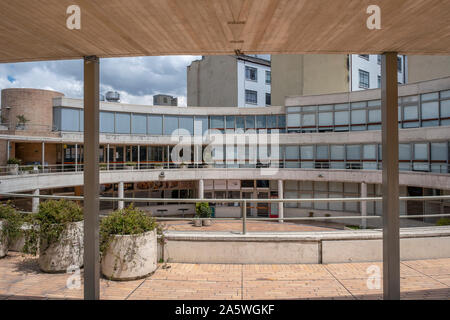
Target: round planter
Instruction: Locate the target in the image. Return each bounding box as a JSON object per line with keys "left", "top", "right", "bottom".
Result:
{"left": 9, "top": 223, "right": 39, "bottom": 252}
{"left": 0, "top": 220, "right": 8, "bottom": 258}
{"left": 101, "top": 229, "right": 157, "bottom": 281}
{"left": 193, "top": 219, "right": 202, "bottom": 227}
{"left": 7, "top": 164, "right": 19, "bottom": 175}
{"left": 202, "top": 219, "right": 212, "bottom": 226}
{"left": 38, "top": 221, "right": 84, "bottom": 273}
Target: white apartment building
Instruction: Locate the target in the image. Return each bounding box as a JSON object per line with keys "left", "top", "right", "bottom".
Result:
{"left": 187, "top": 55, "right": 271, "bottom": 108}
{"left": 350, "top": 54, "right": 407, "bottom": 91}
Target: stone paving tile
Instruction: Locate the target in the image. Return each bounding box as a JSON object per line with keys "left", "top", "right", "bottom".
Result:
{"left": 1, "top": 253, "right": 449, "bottom": 300}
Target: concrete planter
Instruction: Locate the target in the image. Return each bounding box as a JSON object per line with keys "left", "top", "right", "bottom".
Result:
{"left": 101, "top": 229, "right": 157, "bottom": 281}
{"left": 0, "top": 221, "right": 8, "bottom": 258}
{"left": 7, "top": 164, "right": 18, "bottom": 175}
{"left": 193, "top": 218, "right": 202, "bottom": 227}
{"left": 9, "top": 223, "right": 39, "bottom": 252}
{"left": 38, "top": 221, "right": 84, "bottom": 273}
{"left": 202, "top": 219, "right": 212, "bottom": 226}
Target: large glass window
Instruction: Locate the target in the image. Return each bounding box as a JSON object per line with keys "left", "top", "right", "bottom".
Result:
{"left": 256, "top": 115, "right": 266, "bottom": 129}
{"left": 194, "top": 116, "right": 208, "bottom": 135}
{"left": 210, "top": 116, "right": 224, "bottom": 130}
{"left": 414, "top": 143, "right": 428, "bottom": 160}
{"left": 441, "top": 100, "right": 450, "bottom": 118}
{"left": 403, "top": 106, "right": 418, "bottom": 120}
{"left": 316, "top": 145, "right": 328, "bottom": 159}
{"left": 267, "top": 115, "right": 277, "bottom": 128}
{"left": 318, "top": 112, "right": 333, "bottom": 126}
{"left": 61, "top": 108, "right": 80, "bottom": 131}
{"left": 285, "top": 146, "right": 299, "bottom": 160}
{"left": 346, "top": 145, "right": 361, "bottom": 160}
{"left": 335, "top": 111, "right": 349, "bottom": 125}
{"left": 399, "top": 144, "right": 411, "bottom": 160}
{"left": 115, "top": 113, "right": 131, "bottom": 134}
{"left": 302, "top": 113, "right": 315, "bottom": 127}
{"left": 351, "top": 109, "right": 366, "bottom": 124}
{"left": 163, "top": 115, "right": 178, "bottom": 135}
{"left": 236, "top": 116, "right": 245, "bottom": 130}
{"left": 148, "top": 115, "right": 163, "bottom": 135}
{"left": 300, "top": 146, "right": 314, "bottom": 159}
{"left": 421, "top": 101, "right": 439, "bottom": 119}
{"left": 330, "top": 145, "right": 345, "bottom": 160}
{"left": 131, "top": 114, "right": 146, "bottom": 134}
{"left": 431, "top": 143, "right": 447, "bottom": 161}
{"left": 226, "top": 116, "right": 235, "bottom": 129}
{"left": 287, "top": 114, "right": 300, "bottom": 127}
{"left": 363, "top": 145, "right": 376, "bottom": 159}
{"left": 368, "top": 109, "right": 381, "bottom": 122}
{"left": 100, "top": 111, "right": 115, "bottom": 133}
{"left": 245, "top": 116, "right": 255, "bottom": 129}
{"left": 179, "top": 116, "right": 193, "bottom": 135}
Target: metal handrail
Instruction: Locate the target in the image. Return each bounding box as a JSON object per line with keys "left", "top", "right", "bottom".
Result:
{"left": 1, "top": 192, "right": 449, "bottom": 234}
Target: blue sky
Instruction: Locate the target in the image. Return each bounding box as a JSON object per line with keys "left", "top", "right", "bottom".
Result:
{"left": 0, "top": 56, "right": 201, "bottom": 106}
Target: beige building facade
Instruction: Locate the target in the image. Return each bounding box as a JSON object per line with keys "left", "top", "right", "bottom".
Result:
{"left": 408, "top": 55, "right": 450, "bottom": 83}
{"left": 271, "top": 54, "right": 349, "bottom": 106}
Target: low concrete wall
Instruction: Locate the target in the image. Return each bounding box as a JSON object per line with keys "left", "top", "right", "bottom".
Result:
{"left": 158, "top": 227, "right": 450, "bottom": 264}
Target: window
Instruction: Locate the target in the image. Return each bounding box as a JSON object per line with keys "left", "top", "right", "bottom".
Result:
{"left": 131, "top": 114, "right": 146, "bottom": 134}
{"left": 397, "top": 57, "right": 402, "bottom": 72}
{"left": 210, "top": 116, "right": 224, "bottom": 130}
{"left": 378, "top": 75, "right": 381, "bottom": 88}
{"left": 61, "top": 108, "right": 80, "bottom": 132}
{"left": 359, "top": 54, "right": 369, "bottom": 60}
{"left": 377, "top": 55, "right": 381, "bottom": 64}
{"left": 265, "top": 71, "right": 271, "bottom": 84}
{"left": 178, "top": 116, "right": 193, "bottom": 135}
{"left": 256, "top": 115, "right": 266, "bottom": 129}
{"left": 100, "top": 112, "right": 115, "bottom": 133}
{"left": 148, "top": 115, "right": 162, "bottom": 135}
{"left": 245, "top": 66, "right": 257, "bottom": 81}
{"left": 245, "top": 90, "right": 257, "bottom": 104}
{"left": 115, "top": 113, "right": 131, "bottom": 134}
{"left": 265, "top": 93, "right": 271, "bottom": 106}
{"left": 359, "top": 69, "right": 370, "bottom": 89}
{"left": 163, "top": 115, "right": 178, "bottom": 135}
{"left": 245, "top": 115, "right": 255, "bottom": 129}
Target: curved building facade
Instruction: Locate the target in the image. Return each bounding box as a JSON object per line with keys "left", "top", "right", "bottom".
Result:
{"left": 0, "top": 77, "right": 449, "bottom": 228}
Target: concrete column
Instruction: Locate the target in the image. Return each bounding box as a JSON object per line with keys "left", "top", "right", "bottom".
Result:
{"left": 83, "top": 55, "right": 100, "bottom": 300}
{"left": 75, "top": 144, "right": 78, "bottom": 172}
{"left": 360, "top": 182, "right": 367, "bottom": 229}
{"left": 381, "top": 52, "right": 400, "bottom": 300}
{"left": 6, "top": 140, "right": 10, "bottom": 160}
{"left": 137, "top": 145, "right": 140, "bottom": 170}
{"left": 32, "top": 189, "right": 40, "bottom": 213}
{"left": 41, "top": 142, "right": 45, "bottom": 168}
{"left": 118, "top": 181, "right": 124, "bottom": 210}
{"left": 107, "top": 144, "right": 110, "bottom": 170}
{"left": 198, "top": 179, "right": 204, "bottom": 199}
{"left": 278, "top": 180, "right": 284, "bottom": 223}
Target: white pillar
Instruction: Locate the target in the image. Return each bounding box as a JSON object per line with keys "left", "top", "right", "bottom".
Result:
{"left": 107, "top": 144, "right": 110, "bottom": 170}
{"left": 41, "top": 142, "right": 45, "bottom": 168}
{"left": 118, "top": 181, "right": 124, "bottom": 210}
{"left": 278, "top": 180, "right": 284, "bottom": 223}
{"left": 360, "top": 182, "right": 367, "bottom": 229}
{"left": 75, "top": 144, "right": 78, "bottom": 172}
{"left": 6, "top": 140, "right": 10, "bottom": 160}
{"left": 198, "top": 179, "right": 204, "bottom": 199}
{"left": 137, "top": 145, "right": 140, "bottom": 170}
{"left": 32, "top": 189, "right": 40, "bottom": 213}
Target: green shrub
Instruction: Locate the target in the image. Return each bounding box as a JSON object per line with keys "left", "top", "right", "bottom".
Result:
{"left": 100, "top": 205, "right": 157, "bottom": 256}
{"left": 436, "top": 218, "right": 450, "bottom": 226}
{"left": 195, "top": 202, "right": 211, "bottom": 218}
{"left": 0, "top": 202, "right": 22, "bottom": 244}
{"left": 23, "top": 199, "right": 83, "bottom": 255}
{"left": 7, "top": 158, "right": 21, "bottom": 165}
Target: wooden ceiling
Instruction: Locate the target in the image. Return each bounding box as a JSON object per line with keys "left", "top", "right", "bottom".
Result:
{"left": 0, "top": 0, "right": 449, "bottom": 63}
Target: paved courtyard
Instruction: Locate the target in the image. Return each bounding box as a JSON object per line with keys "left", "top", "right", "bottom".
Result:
{"left": 0, "top": 253, "right": 449, "bottom": 300}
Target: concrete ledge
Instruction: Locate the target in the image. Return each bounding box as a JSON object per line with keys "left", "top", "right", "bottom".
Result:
{"left": 158, "top": 227, "right": 450, "bottom": 264}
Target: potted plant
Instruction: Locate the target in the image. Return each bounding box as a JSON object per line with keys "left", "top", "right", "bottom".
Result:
{"left": 196, "top": 202, "right": 212, "bottom": 226}
{"left": 124, "top": 162, "right": 136, "bottom": 170}
{"left": 7, "top": 158, "right": 21, "bottom": 175}
{"left": 24, "top": 199, "right": 84, "bottom": 273}
{"left": 20, "top": 165, "right": 34, "bottom": 175}
{"left": 99, "top": 163, "right": 107, "bottom": 171}
{"left": 100, "top": 205, "right": 158, "bottom": 281}
{"left": 0, "top": 202, "right": 22, "bottom": 258}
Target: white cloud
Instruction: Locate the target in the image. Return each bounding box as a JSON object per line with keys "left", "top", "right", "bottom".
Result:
{"left": 0, "top": 55, "right": 201, "bottom": 107}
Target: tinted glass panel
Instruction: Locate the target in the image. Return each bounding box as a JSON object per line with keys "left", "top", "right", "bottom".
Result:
{"left": 100, "top": 112, "right": 115, "bottom": 133}
{"left": 148, "top": 115, "right": 163, "bottom": 135}
{"left": 131, "top": 114, "right": 146, "bottom": 134}
{"left": 179, "top": 116, "right": 193, "bottom": 135}
{"left": 163, "top": 115, "right": 178, "bottom": 135}
{"left": 115, "top": 113, "right": 131, "bottom": 134}
{"left": 61, "top": 108, "right": 80, "bottom": 131}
